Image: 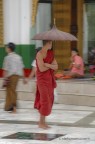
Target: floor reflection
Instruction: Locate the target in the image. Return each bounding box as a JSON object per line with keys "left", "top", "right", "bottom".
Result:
{"left": 2, "top": 132, "right": 64, "bottom": 141}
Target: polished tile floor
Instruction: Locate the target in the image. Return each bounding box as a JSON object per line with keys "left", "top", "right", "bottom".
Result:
{"left": 0, "top": 99, "right": 95, "bottom": 144}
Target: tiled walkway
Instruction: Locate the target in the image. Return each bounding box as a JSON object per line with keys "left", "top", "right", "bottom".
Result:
{"left": 0, "top": 99, "right": 95, "bottom": 144}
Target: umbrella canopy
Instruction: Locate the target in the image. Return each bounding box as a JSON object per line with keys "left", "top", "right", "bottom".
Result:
{"left": 32, "top": 25, "right": 77, "bottom": 41}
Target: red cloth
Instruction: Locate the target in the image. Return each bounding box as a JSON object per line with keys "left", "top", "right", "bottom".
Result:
{"left": 34, "top": 50, "right": 56, "bottom": 116}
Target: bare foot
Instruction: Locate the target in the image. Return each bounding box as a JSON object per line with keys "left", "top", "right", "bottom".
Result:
{"left": 9, "top": 110, "right": 16, "bottom": 114}
{"left": 12, "top": 111, "right": 16, "bottom": 114}
{"left": 45, "top": 124, "right": 51, "bottom": 128}
{"left": 9, "top": 108, "right": 16, "bottom": 114}
{"left": 13, "top": 107, "right": 16, "bottom": 113}
{"left": 38, "top": 124, "right": 50, "bottom": 129}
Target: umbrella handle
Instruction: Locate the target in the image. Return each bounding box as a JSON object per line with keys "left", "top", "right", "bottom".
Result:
{"left": 54, "top": 18, "right": 56, "bottom": 25}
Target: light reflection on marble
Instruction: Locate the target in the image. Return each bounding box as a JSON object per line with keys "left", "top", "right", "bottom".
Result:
{"left": 90, "top": 121, "right": 95, "bottom": 125}
{"left": 0, "top": 101, "right": 93, "bottom": 124}
{"left": 0, "top": 100, "right": 95, "bottom": 144}
{"left": 0, "top": 139, "right": 47, "bottom": 144}
{"left": 0, "top": 124, "right": 95, "bottom": 144}
{"left": 0, "top": 100, "right": 95, "bottom": 111}
{"left": 0, "top": 109, "right": 92, "bottom": 124}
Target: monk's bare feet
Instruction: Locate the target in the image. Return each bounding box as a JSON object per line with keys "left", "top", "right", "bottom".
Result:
{"left": 45, "top": 124, "right": 51, "bottom": 128}
{"left": 38, "top": 124, "right": 51, "bottom": 129}
{"left": 9, "top": 110, "right": 16, "bottom": 114}
{"left": 11, "top": 107, "right": 16, "bottom": 114}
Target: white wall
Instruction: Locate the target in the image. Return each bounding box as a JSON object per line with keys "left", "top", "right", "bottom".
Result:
{"left": 83, "top": 4, "right": 88, "bottom": 63}
{"left": 3, "top": 0, "right": 31, "bottom": 44}
{"left": 35, "top": 3, "right": 51, "bottom": 48}
{"left": 36, "top": 3, "right": 51, "bottom": 33}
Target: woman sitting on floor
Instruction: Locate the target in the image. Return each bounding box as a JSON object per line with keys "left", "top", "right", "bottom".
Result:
{"left": 63, "top": 48, "right": 84, "bottom": 78}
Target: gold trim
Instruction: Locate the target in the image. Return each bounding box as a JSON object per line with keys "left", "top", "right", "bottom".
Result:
{"left": 52, "top": 0, "right": 71, "bottom": 69}
{"left": 32, "top": 0, "right": 39, "bottom": 26}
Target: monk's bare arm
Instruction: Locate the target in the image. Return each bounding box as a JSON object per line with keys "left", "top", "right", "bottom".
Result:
{"left": 37, "top": 52, "right": 50, "bottom": 72}
{"left": 45, "top": 59, "right": 58, "bottom": 70}
{"left": 52, "top": 59, "right": 58, "bottom": 69}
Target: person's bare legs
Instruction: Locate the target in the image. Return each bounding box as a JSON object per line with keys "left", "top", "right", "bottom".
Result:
{"left": 38, "top": 114, "right": 50, "bottom": 129}
{"left": 13, "top": 106, "right": 16, "bottom": 113}
{"left": 63, "top": 71, "right": 83, "bottom": 78}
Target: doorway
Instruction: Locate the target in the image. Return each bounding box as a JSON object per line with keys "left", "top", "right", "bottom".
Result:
{"left": 83, "top": 2, "right": 95, "bottom": 65}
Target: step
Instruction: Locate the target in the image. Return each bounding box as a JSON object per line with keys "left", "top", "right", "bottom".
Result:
{"left": 0, "top": 78, "right": 95, "bottom": 106}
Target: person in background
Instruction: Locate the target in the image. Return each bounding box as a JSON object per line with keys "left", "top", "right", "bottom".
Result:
{"left": 28, "top": 47, "right": 42, "bottom": 80}
{"left": 34, "top": 40, "right": 58, "bottom": 129}
{"left": 3, "top": 42, "right": 26, "bottom": 113}
{"left": 27, "top": 48, "right": 42, "bottom": 94}
{"left": 63, "top": 48, "right": 84, "bottom": 78}
{"left": 29, "top": 59, "right": 36, "bottom": 78}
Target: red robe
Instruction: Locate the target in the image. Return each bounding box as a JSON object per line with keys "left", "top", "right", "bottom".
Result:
{"left": 34, "top": 50, "right": 56, "bottom": 116}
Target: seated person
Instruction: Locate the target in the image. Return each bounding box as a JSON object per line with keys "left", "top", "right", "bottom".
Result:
{"left": 63, "top": 48, "right": 84, "bottom": 78}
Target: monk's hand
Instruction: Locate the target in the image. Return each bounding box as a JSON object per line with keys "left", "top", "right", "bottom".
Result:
{"left": 44, "top": 63, "right": 58, "bottom": 70}
{"left": 51, "top": 64, "right": 58, "bottom": 70}
{"left": 46, "top": 63, "right": 58, "bottom": 70}
{"left": 44, "top": 63, "right": 50, "bottom": 68}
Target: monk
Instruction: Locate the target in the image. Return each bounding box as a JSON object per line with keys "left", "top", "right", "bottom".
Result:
{"left": 34, "top": 40, "right": 58, "bottom": 129}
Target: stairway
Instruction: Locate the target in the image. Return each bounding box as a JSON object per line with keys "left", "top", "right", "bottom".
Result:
{"left": 0, "top": 78, "right": 95, "bottom": 106}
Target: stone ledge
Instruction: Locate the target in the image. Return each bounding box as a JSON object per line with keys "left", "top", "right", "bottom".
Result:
{"left": 0, "top": 78, "right": 95, "bottom": 106}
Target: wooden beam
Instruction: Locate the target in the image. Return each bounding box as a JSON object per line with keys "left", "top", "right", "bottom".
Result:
{"left": 39, "top": 0, "right": 52, "bottom": 3}
{"left": 70, "top": 0, "right": 78, "bottom": 49}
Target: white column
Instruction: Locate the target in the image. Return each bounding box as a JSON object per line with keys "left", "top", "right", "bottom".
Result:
{"left": 3, "top": 0, "right": 21, "bottom": 44}
{"left": 3, "top": 0, "right": 32, "bottom": 44}
{"left": 20, "top": 0, "right": 31, "bottom": 44}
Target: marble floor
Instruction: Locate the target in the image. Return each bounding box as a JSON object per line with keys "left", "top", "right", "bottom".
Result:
{"left": 0, "top": 99, "right": 95, "bottom": 144}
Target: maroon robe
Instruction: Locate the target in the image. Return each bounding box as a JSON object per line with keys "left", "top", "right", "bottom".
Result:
{"left": 34, "top": 50, "right": 56, "bottom": 116}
